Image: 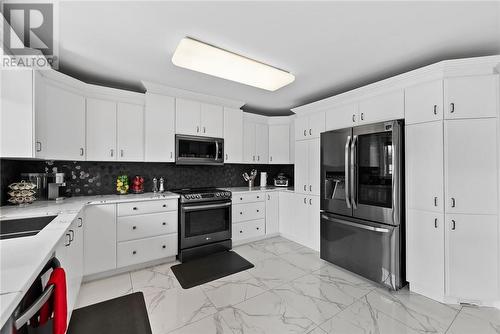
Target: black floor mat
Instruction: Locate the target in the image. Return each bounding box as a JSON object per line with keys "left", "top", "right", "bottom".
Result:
{"left": 67, "top": 292, "right": 151, "bottom": 334}
{"left": 171, "top": 251, "right": 254, "bottom": 289}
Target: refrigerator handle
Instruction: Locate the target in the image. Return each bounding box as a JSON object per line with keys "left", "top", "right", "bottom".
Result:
{"left": 350, "top": 135, "right": 358, "bottom": 209}
{"left": 344, "top": 135, "right": 352, "bottom": 208}
{"left": 391, "top": 121, "right": 402, "bottom": 226}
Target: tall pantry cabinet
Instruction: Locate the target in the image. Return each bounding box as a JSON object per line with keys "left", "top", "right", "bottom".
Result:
{"left": 405, "top": 74, "right": 499, "bottom": 304}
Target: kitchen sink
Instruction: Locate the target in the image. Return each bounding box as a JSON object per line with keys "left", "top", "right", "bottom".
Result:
{"left": 0, "top": 215, "right": 57, "bottom": 240}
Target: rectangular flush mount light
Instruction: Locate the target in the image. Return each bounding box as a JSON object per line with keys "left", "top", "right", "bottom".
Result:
{"left": 172, "top": 37, "right": 295, "bottom": 91}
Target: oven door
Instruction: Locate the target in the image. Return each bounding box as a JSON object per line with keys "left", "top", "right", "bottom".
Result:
{"left": 180, "top": 200, "right": 232, "bottom": 249}
{"left": 176, "top": 135, "right": 224, "bottom": 165}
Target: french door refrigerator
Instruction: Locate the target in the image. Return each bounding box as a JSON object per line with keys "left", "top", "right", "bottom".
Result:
{"left": 320, "top": 120, "right": 404, "bottom": 290}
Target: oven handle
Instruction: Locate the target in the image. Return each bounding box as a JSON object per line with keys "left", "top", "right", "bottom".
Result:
{"left": 183, "top": 202, "right": 232, "bottom": 211}
{"left": 15, "top": 284, "right": 55, "bottom": 330}
{"left": 321, "top": 213, "right": 391, "bottom": 233}
{"left": 215, "top": 141, "right": 219, "bottom": 161}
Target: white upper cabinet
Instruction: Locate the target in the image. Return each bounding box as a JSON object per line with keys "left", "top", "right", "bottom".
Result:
{"left": 444, "top": 75, "right": 498, "bottom": 119}
{"left": 268, "top": 124, "right": 290, "bottom": 164}
{"left": 200, "top": 103, "right": 223, "bottom": 137}
{"left": 86, "top": 98, "right": 117, "bottom": 161}
{"left": 358, "top": 90, "right": 404, "bottom": 124}
{"left": 405, "top": 80, "right": 444, "bottom": 125}
{"left": 255, "top": 123, "right": 269, "bottom": 163}
{"left": 325, "top": 103, "right": 358, "bottom": 131}
{"left": 36, "top": 82, "right": 86, "bottom": 160}
{"left": 223, "top": 107, "right": 243, "bottom": 163}
{"left": 405, "top": 121, "right": 444, "bottom": 212}
{"left": 295, "top": 138, "right": 320, "bottom": 195}
{"left": 444, "top": 119, "right": 498, "bottom": 215}
{"left": 446, "top": 214, "right": 498, "bottom": 301}
{"left": 243, "top": 121, "right": 256, "bottom": 163}
{"left": 117, "top": 102, "right": 144, "bottom": 161}
{"left": 176, "top": 98, "right": 224, "bottom": 137}
{"left": 176, "top": 98, "right": 201, "bottom": 135}
{"left": 295, "top": 112, "right": 325, "bottom": 140}
{"left": 1, "top": 68, "right": 34, "bottom": 158}
{"left": 145, "top": 93, "right": 175, "bottom": 162}
{"left": 308, "top": 138, "right": 321, "bottom": 196}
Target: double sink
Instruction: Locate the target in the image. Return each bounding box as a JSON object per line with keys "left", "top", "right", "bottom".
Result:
{"left": 0, "top": 216, "right": 57, "bottom": 240}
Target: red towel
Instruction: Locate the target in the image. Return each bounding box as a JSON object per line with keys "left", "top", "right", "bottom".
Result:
{"left": 39, "top": 268, "right": 67, "bottom": 334}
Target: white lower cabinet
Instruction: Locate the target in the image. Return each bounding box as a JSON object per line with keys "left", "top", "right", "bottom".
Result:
{"left": 117, "top": 211, "right": 177, "bottom": 242}
{"left": 446, "top": 214, "right": 498, "bottom": 302}
{"left": 83, "top": 204, "right": 117, "bottom": 276}
{"left": 232, "top": 220, "right": 265, "bottom": 242}
{"left": 265, "top": 192, "right": 279, "bottom": 235}
{"left": 117, "top": 234, "right": 177, "bottom": 268}
{"left": 232, "top": 202, "right": 265, "bottom": 223}
{"left": 407, "top": 209, "right": 445, "bottom": 298}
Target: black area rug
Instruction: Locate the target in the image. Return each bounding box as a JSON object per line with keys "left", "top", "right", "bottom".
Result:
{"left": 171, "top": 251, "right": 254, "bottom": 289}
{"left": 67, "top": 292, "right": 151, "bottom": 334}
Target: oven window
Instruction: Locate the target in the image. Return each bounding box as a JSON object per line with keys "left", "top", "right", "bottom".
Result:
{"left": 178, "top": 139, "right": 217, "bottom": 159}
{"left": 357, "top": 131, "right": 393, "bottom": 208}
{"left": 184, "top": 206, "right": 230, "bottom": 237}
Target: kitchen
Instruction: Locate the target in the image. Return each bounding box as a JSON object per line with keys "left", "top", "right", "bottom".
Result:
{"left": 1, "top": 1, "right": 500, "bottom": 334}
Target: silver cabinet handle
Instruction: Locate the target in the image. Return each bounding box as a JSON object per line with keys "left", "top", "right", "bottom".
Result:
{"left": 132, "top": 250, "right": 137, "bottom": 255}
{"left": 451, "top": 219, "right": 456, "bottom": 230}
{"left": 65, "top": 233, "right": 71, "bottom": 246}
{"left": 257, "top": 155, "right": 260, "bottom": 161}
{"left": 303, "top": 185, "right": 307, "bottom": 191}
{"left": 36, "top": 141, "right": 42, "bottom": 152}
{"left": 68, "top": 229, "right": 74, "bottom": 242}
{"left": 360, "top": 113, "right": 364, "bottom": 121}
{"left": 434, "top": 197, "right": 438, "bottom": 207}
{"left": 451, "top": 197, "right": 456, "bottom": 208}
{"left": 303, "top": 129, "right": 307, "bottom": 137}
{"left": 162, "top": 222, "right": 167, "bottom": 226}
{"left": 203, "top": 126, "right": 206, "bottom": 133}
{"left": 226, "top": 153, "right": 228, "bottom": 161}
{"left": 352, "top": 114, "right": 356, "bottom": 122}
{"left": 304, "top": 197, "right": 307, "bottom": 204}
{"left": 256, "top": 195, "right": 260, "bottom": 199}
{"left": 77, "top": 217, "right": 83, "bottom": 227}
{"left": 80, "top": 148, "right": 84, "bottom": 156}
{"left": 133, "top": 207, "right": 138, "bottom": 210}
{"left": 433, "top": 105, "right": 438, "bottom": 115}
{"left": 309, "top": 198, "right": 312, "bottom": 205}
{"left": 267, "top": 194, "right": 270, "bottom": 200}
{"left": 270, "top": 156, "right": 272, "bottom": 162}
{"left": 253, "top": 155, "right": 255, "bottom": 161}
{"left": 132, "top": 226, "right": 137, "bottom": 230}
{"left": 110, "top": 149, "right": 114, "bottom": 157}
{"left": 309, "top": 129, "right": 312, "bottom": 135}
{"left": 345, "top": 135, "right": 352, "bottom": 208}
{"left": 196, "top": 126, "right": 200, "bottom": 133}
{"left": 434, "top": 218, "right": 438, "bottom": 228}
{"left": 309, "top": 185, "right": 312, "bottom": 192}
{"left": 170, "top": 152, "right": 173, "bottom": 159}
{"left": 450, "top": 103, "right": 455, "bottom": 113}
{"left": 120, "top": 149, "right": 124, "bottom": 157}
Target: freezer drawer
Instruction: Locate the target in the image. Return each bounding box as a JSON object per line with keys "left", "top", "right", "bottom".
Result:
{"left": 320, "top": 212, "right": 404, "bottom": 290}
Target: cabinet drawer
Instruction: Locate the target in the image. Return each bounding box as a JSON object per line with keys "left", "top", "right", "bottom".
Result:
{"left": 232, "top": 220, "right": 265, "bottom": 241}
{"left": 117, "top": 234, "right": 177, "bottom": 268}
{"left": 232, "top": 192, "right": 264, "bottom": 204}
{"left": 117, "top": 212, "right": 177, "bottom": 242}
{"left": 233, "top": 202, "right": 265, "bottom": 223}
{"left": 117, "top": 199, "right": 177, "bottom": 216}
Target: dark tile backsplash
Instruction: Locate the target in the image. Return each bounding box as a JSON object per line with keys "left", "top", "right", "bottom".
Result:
{"left": 0, "top": 159, "right": 293, "bottom": 205}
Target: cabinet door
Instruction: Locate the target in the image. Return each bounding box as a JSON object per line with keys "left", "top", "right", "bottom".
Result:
{"left": 83, "top": 204, "right": 117, "bottom": 276}
{"left": 200, "top": 103, "right": 223, "bottom": 137}
{"left": 269, "top": 124, "right": 290, "bottom": 164}
{"left": 86, "top": 98, "right": 116, "bottom": 161}
{"left": 359, "top": 90, "right": 404, "bottom": 125}
{"left": 243, "top": 121, "right": 256, "bottom": 163}
{"left": 407, "top": 210, "right": 444, "bottom": 298}
{"left": 308, "top": 112, "right": 325, "bottom": 138}
{"left": 405, "top": 80, "right": 443, "bottom": 125}
{"left": 405, "top": 121, "right": 444, "bottom": 212}
{"left": 295, "top": 195, "right": 311, "bottom": 246}
{"left": 176, "top": 98, "right": 200, "bottom": 135}
{"left": 295, "top": 116, "right": 308, "bottom": 140}
{"left": 255, "top": 123, "right": 269, "bottom": 163}
{"left": 445, "top": 119, "right": 498, "bottom": 215}
{"left": 294, "top": 140, "right": 309, "bottom": 194}
{"left": 444, "top": 75, "right": 498, "bottom": 119}
{"left": 307, "top": 196, "right": 320, "bottom": 251}
{"left": 117, "top": 103, "right": 144, "bottom": 161}
{"left": 308, "top": 139, "right": 321, "bottom": 195}
{"left": 67, "top": 219, "right": 84, "bottom": 315}
{"left": 446, "top": 214, "right": 498, "bottom": 301}
{"left": 278, "top": 191, "right": 295, "bottom": 237}
{"left": 1, "top": 68, "right": 34, "bottom": 158}
{"left": 223, "top": 107, "right": 243, "bottom": 163}
{"left": 265, "top": 192, "right": 279, "bottom": 235}
{"left": 37, "top": 84, "right": 86, "bottom": 160}
{"left": 145, "top": 93, "right": 175, "bottom": 162}
{"left": 325, "top": 104, "right": 358, "bottom": 131}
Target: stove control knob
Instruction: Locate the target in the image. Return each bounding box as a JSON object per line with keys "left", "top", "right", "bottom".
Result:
{"left": 215, "top": 193, "right": 220, "bottom": 197}
{"left": 197, "top": 194, "right": 202, "bottom": 199}
{"left": 225, "top": 192, "right": 231, "bottom": 197}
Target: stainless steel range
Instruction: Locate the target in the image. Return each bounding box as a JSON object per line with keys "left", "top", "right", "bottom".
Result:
{"left": 173, "top": 188, "right": 232, "bottom": 262}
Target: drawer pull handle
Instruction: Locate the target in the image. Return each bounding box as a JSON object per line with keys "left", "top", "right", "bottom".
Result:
{"left": 240, "top": 197, "right": 243, "bottom": 201}
{"left": 256, "top": 210, "right": 259, "bottom": 212}
{"left": 162, "top": 222, "right": 166, "bottom": 226}
{"left": 162, "top": 245, "right": 166, "bottom": 249}
{"left": 162, "top": 204, "right": 167, "bottom": 208}
{"left": 433, "top": 105, "right": 438, "bottom": 115}
{"left": 239, "top": 230, "right": 243, "bottom": 233}
{"left": 132, "top": 251, "right": 137, "bottom": 255}
{"left": 434, "top": 218, "right": 438, "bottom": 228}
{"left": 133, "top": 207, "right": 138, "bottom": 210}
{"left": 256, "top": 227, "right": 259, "bottom": 230}
{"left": 132, "top": 226, "right": 137, "bottom": 230}
{"left": 257, "top": 196, "right": 260, "bottom": 199}
{"left": 240, "top": 212, "right": 243, "bottom": 215}
{"left": 434, "top": 197, "right": 438, "bottom": 207}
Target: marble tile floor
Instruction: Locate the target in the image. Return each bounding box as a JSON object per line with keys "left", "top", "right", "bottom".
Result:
{"left": 74, "top": 236, "right": 500, "bottom": 334}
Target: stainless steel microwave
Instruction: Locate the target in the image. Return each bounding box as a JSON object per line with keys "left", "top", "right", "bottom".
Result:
{"left": 175, "top": 135, "right": 224, "bottom": 165}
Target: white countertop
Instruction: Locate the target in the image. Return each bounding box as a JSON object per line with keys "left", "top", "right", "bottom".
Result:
{"left": 0, "top": 192, "right": 179, "bottom": 326}
{"left": 225, "top": 186, "right": 294, "bottom": 193}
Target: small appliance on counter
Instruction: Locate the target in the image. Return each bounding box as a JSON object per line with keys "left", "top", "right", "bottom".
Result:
{"left": 260, "top": 172, "right": 267, "bottom": 187}
{"left": 20, "top": 172, "right": 66, "bottom": 200}
{"left": 274, "top": 173, "right": 289, "bottom": 187}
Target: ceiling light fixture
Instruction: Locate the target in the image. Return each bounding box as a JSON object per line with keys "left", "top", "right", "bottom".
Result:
{"left": 172, "top": 37, "right": 295, "bottom": 91}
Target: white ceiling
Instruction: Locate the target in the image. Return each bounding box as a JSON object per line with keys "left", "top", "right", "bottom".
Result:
{"left": 58, "top": 1, "right": 500, "bottom": 115}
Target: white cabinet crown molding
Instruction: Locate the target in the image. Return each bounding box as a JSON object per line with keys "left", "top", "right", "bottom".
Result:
{"left": 142, "top": 80, "right": 245, "bottom": 109}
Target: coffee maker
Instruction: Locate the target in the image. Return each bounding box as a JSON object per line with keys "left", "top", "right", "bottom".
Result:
{"left": 21, "top": 172, "right": 66, "bottom": 200}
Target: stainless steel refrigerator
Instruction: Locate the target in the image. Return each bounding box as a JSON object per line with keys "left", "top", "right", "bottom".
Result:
{"left": 320, "top": 119, "right": 404, "bottom": 290}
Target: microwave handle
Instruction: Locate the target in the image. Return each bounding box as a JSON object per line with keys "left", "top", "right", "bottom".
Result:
{"left": 215, "top": 141, "right": 219, "bottom": 161}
